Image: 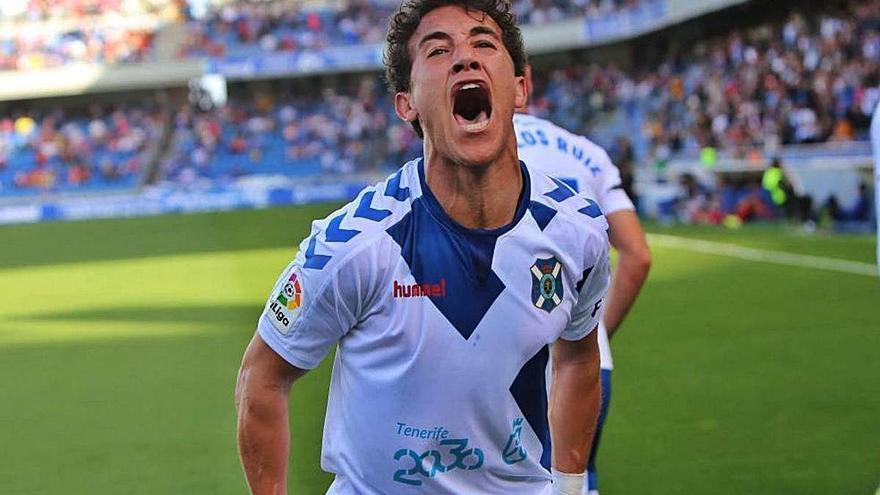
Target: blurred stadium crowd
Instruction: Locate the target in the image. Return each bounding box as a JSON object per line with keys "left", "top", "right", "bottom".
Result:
{"left": 0, "top": 105, "right": 164, "bottom": 195}
{"left": 0, "top": 0, "right": 186, "bottom": 71}
{"left": 178, "top": 0, "right": 640, "bottom": 59}
{"left": 179, "top": 0, "right": 392, "bottom": 58}
{"left": 0, "top": 0, "right": 876, "bottom": 230}
{"left": 163, "top": 76, "right": 419, "bottom": 185}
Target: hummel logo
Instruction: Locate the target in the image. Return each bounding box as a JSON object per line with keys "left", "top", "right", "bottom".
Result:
{"left": 393, "top": 279, "right": 447, "bottom": 298}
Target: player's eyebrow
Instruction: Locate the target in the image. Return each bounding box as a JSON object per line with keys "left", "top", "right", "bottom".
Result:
{"left": 418, "top": 31, "right": 453, "bottom": 48}
{"left": 417, "top": 26, "right": 501, "bottom": 49}
{"left": 469, "top": 25, "right": 500, "bottom": 41}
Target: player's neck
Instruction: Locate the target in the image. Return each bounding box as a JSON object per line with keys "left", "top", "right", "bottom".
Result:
{"left": 423, "top": 145, "right": 523, "bottom": 230}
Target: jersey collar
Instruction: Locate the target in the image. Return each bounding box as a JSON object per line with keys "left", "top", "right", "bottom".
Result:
{"left": 416, "top": 158, "right": 531, "bottom": 238}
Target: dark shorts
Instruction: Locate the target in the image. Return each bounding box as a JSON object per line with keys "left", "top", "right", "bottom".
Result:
{"left": 587, "top": 368, "right": 612, "bottom": 491}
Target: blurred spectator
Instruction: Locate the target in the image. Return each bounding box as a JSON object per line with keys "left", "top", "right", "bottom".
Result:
{"left": 672, "top": 173, "right": 722, "bottom": 224}
{"left": 762, "top": 157, "right": 814, "bottom": 222}
{"left": 734, "top": 179, "right": 776, "bottom": 222}
{"left": 823, "top": 181, "right": 874, "bottom": 231}
{"left": 610, "top": 135, "right": 638, "bottom": 207}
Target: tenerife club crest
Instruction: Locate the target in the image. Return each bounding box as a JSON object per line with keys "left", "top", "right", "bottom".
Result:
{"left": 530, "top": 257, "right": 564, "bottom": 313}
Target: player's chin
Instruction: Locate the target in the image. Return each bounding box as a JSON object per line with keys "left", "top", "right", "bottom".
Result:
{"left": 449, "top": 137, "right": 504, "bottom": 167}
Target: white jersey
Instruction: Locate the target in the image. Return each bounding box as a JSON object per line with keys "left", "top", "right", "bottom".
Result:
{"left": 514, "top": 113, "right": 635, "bottom": 369}
{"left": 871, "top": 99, "right": 880, "bottom": 276}
{"left": 258, "top": 158, "right": 611, "bottom": 494}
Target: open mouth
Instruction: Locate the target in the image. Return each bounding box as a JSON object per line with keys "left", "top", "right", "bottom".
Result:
{"left": 453, "top": 82, "right": 492, "bottom": 132}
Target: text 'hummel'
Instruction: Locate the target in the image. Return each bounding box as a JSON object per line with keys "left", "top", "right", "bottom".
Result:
{"left": 393, "top": 279, "right": 447, "bottom": 298}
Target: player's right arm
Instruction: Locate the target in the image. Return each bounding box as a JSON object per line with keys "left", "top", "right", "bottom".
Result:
{"left": 233, "top": 193, "right": 388, "bottom": 493}
{"left": 587, "top": 143, "right": 651, "bottom": 337}
{"left": 236, "top": 333, "right": 307, "bottom": 495}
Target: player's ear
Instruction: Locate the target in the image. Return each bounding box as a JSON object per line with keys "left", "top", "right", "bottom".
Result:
{"left": 394, "top": 91, "right": 418, "bottom": 124}
{"left": 514, "top": 73, "right": 528, "bottom": 110}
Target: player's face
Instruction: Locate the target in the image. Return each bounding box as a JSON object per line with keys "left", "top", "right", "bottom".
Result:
{"left": 395, "top": 5, "right": 526, "bottom": 167}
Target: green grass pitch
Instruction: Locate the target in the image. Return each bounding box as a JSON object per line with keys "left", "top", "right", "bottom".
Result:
{"left": 0, "top": 204, "right": 878, "bottom": 494}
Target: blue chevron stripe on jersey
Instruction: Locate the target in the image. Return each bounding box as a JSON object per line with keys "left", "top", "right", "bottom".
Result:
{"left": 325, "top": 213, "right": 361, "bottom": 243}
{"left": 387, "top": 202, "right": 505, "bottom": 341}
{"left": 575, "top": 265, "right": 594, "bottom": 292}
{"left": 557, "top": 177, "right": 579, "bottom": 192}
{"left": 578, "top": 199, "right": 603, "bottom": 219}
{"left": 303, "top": 235, "right": 332, "bottom": 270}
{"left": 528, "top": 201, "right": 557, "bottom": 231}
{"left": 384, "top": 160, "right": 529, "bottom": 341}
{"left": 385, "top": 169, "right": 411, "bottom": 201}
{"left": 354, "top": 191, "right": 392, "bottom": 222}
{"left": 545, "top": 177, "right": 576, "bottom": 202}
{"left": 509, "top": 345, "right": 551, "bottom": 471}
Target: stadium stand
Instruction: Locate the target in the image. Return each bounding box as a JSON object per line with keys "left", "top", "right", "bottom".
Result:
{"left": 178, "top": 0, "right": 644, "bottom": 58}
{"left": 0, "top": 0, "right": 874, "bottom": 232}
{"left": 167, "top": 0, "right": 880, "bottom": 177}
{"left": 0, "top": 0, "right": 184, "bottom": 71}
{"left": 179, "top": 0, "right": 394, "bottom": 58}
{"left": 514, "top": 0, "right": 642, "bottom": 25}
{"left": 634, "top": 1, "right": 880, "bottom": 161}
{"left": 162, "top": 75, "right": 421, "bottom": 186}
{"left": 0, "top": 103, "right": 165, "bottom": 196}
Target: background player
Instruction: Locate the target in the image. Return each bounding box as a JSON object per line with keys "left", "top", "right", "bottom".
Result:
{"left": 515, "top": 66, "right": 652, "bottom": 495}
{"left": 235, "top": 1, "right": 611, "bottom": 494}
{"left": 871, "top": 97, "right": 880, "bottom": 275}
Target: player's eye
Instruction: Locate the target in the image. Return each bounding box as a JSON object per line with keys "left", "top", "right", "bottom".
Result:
{"left": 427, "top": 47, "right": 447, "bottom": 57}
{"left": 475, "top": 40, "right": 495, "bottom": 49}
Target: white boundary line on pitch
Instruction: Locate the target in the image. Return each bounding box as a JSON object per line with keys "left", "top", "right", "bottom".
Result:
{"left": 647, "top": 233, "right": 878, "bottom": 277}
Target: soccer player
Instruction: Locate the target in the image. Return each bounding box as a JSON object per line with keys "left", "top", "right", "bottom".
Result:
{"left": 515, "top": 67, "right": 652, "bottom": 495}
{"left": 235, "top": 1, "right": 611, "bottom": 494}
{"left": 871, "top": 98, "right": 880, "bottom": 275}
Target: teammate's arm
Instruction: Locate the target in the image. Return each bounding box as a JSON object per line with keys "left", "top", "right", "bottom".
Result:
{"left": 548, "top": 329, "right": 601, "bottom": 474}
{"left": 603, "top": 210, "right": 651, "bottom": 337}
{"left": 236, "top": 332, "right": 308, "bottom": 495}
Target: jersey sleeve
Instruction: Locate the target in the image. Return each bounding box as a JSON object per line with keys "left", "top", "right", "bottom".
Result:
{"left": 560, "top": 230, "right": 611, "bottom": 341}
{"left": 256, "top": 228, "right": 378, "bottom": 370}
{"left": 589, "top": 142, "right": 635, "bottom": 215}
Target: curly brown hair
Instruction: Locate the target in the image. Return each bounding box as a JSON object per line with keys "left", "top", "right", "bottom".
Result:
{"left": 383, "top": 0, "right": 527, "bottom": 138}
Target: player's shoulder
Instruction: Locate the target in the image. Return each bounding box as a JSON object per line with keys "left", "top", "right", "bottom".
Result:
{"left": 512, "top": 112, "right": 544, "bottom": 128}
{"left": 527, "top": 168, "right": 609, "bottom": 242}
{"left": 515, "top": 113, "right": 614, "bottom": 166}
{"left": 294, "top": 159, "right": 420, "bottom": 273}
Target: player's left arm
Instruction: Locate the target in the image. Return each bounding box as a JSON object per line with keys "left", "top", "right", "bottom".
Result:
{"left": 604, "top": 209, "right": 651, "bottom": 337}
{"left": 549, "top": 226, "right": 610, "bottom": 491}
{"left": 549, "top": 328, "right": 601, "bottom": 475}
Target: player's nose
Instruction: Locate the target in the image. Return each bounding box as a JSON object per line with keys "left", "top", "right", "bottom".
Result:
{"left": 452, "top": 50, "right": 481, "bottom": 74}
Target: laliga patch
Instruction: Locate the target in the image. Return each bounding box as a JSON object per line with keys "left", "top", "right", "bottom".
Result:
{"left": 266, "top": 265, "right": 304, "bottom": 334}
